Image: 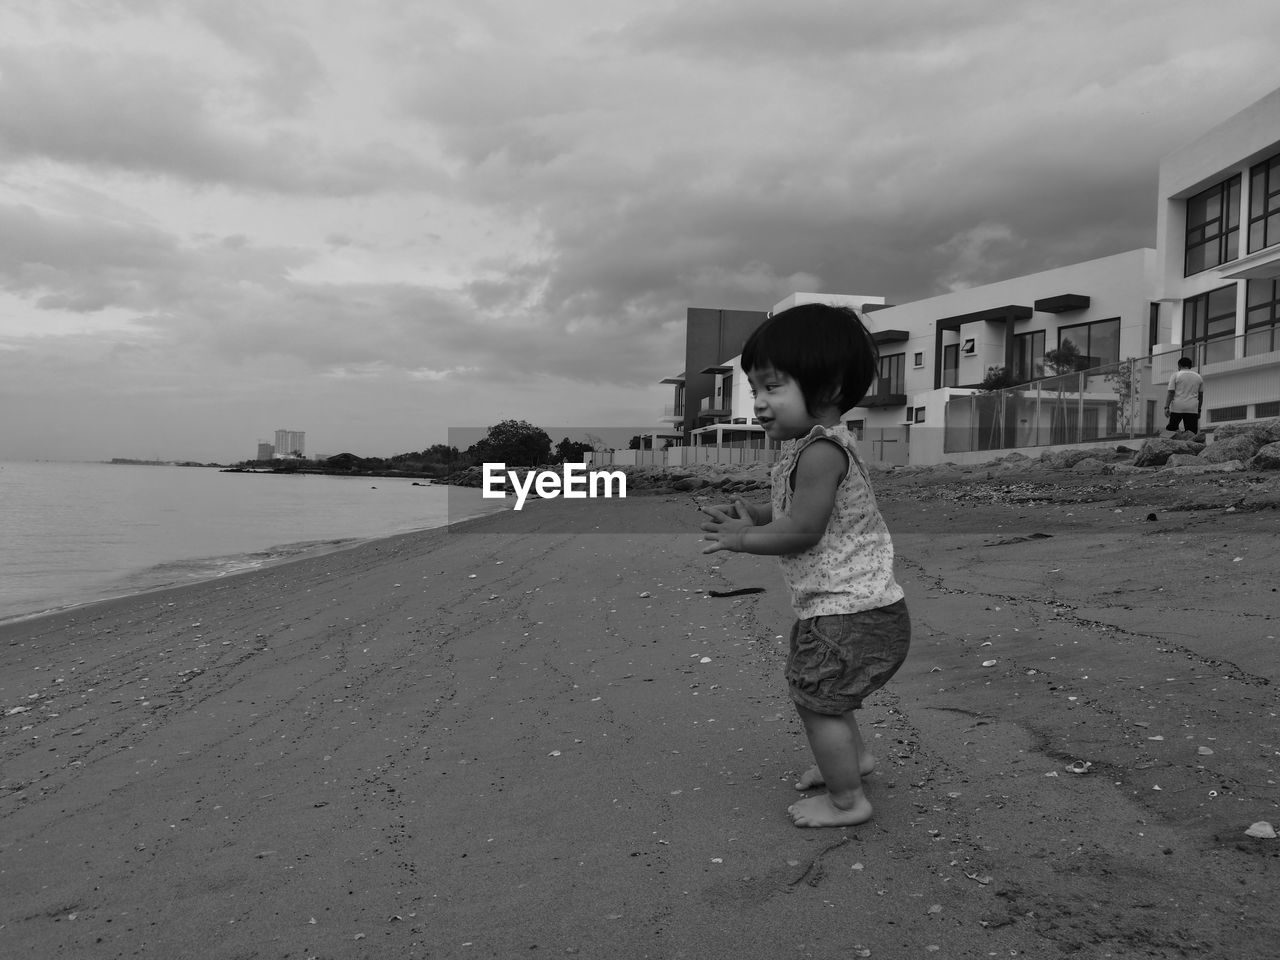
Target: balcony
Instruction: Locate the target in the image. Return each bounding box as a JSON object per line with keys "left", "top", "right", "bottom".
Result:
{"left": 700, "top": 395, "right": 729, "bottom": 417}
{"left": 861, "top": 393, "right": 907, "bottom": 408}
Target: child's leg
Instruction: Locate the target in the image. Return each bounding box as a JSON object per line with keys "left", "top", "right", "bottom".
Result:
{"left": 793, "top": 712, "right": 875, "bottom": 789}
{"left": 787, "top": 704, "right": 874, "bottom": 828}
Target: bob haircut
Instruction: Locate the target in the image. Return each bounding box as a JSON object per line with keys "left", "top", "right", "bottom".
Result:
{"left": 741, "top": 303, "right": 880, "bottom": 415}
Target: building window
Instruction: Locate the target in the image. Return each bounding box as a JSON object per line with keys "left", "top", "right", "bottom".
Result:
{"left": 1058, "top": 318, "right": 1120, "bottom": 369}
{"left": 1208, "top": 405, "right": 1248, "bottom": 423}
{"left": 1185, "top": 175, "right": 1241, "bottom": 275}
{"left": 942, "top": 343, "right": 959, "bottom": 387}
{"left": 913, "top": 407, "right": 926, "bottom": 423}
{"left": 1011, "top": 329, "right": 1045, "bottom": 383}
{"left": 877, "top": 353, "right": 905, "bottom": 395}
{"left": 1249, "top": 152, "right": 1280, "bottom": 253}
{"left": 913, "top": 351, "right": 924, "bottom": 368}
{"left": 1183, "top": 284, "right": 1238, "bottom": 365}
{"left": 1245, "top": 278, "right": 1280, "bottom": 356}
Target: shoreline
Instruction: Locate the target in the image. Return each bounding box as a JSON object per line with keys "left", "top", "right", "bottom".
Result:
{"left": 1, "top": 471, "right": 1277, "bottom": 958}
{"left": 0, "top": 492, "right": 510, "bottom": 628}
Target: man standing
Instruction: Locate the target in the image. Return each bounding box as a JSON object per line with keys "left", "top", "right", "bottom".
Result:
{"left": 1164, "top": 357, "right": 1204, "bottom": 435}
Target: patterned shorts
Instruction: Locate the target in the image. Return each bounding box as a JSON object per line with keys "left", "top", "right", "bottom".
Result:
{"left": 785, "top": 599, "right": 910, "bottom": 715}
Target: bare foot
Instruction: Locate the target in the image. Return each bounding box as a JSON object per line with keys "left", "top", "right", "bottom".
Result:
{"left": 788, "top": 792, "right": 874, "bottom": 828}
{"left": 793, "top": 754, "right": 875, "bottom": 791}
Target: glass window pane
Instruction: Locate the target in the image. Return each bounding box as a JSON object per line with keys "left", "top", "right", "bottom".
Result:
{"left": 1187, "top": 193, "right": 1209, "bottom": 226}
{"left": 1185, "top": 244, "right": 1206, "bottom": 274}
{"left": 1208, "top": 316, "right": 1236, "bottom": 337}
{"left": 1268, "top": 212, "right": 1280, "bottom": 247}
{"left": 1228, "top": 180, "right": 1241, "bottom": 227}
{"left": 1225, "top": 230, "right": 1238, "bottom": 261}
{"left": 1183, "top": 300, "right": 1200, "bottom": 339}
{"left": 1245, "top": 329, "right": 1272, "bottom": 356}
{"left": 1207, "top": 285, "right": 1237, "bottom": 316}
{"left": 1247, "top": 278, "right": 1274, "bottom": 308}
{"left": 1091, "top": 319, "right": 1120, "bottom": 365}
{"left": 1250, "top": 221, "right": 1266, "bottom": 253}
{"left": 1252, "top": 169, "right": 1267, "bottom": 217}
{"left": 1206, "top": 337, "right": 1235, "bottom": 364}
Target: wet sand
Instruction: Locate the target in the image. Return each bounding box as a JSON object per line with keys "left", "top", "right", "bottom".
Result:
{"left": 1, "top": 470, "right": 1278, "bottom": 958}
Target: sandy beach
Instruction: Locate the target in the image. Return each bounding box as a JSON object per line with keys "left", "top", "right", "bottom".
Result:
{"left": 2, "top": 467, "right": 1278, "bottom": 959}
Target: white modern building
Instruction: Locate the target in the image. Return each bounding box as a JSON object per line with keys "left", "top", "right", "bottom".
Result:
{"left": 839, "top": 249, "right": 1160, "bottom": 465}
{"left": 1154, "top": 85, "right": 1280, "bottom": 425}
{"left": 663, "top": 84, "right": 1280, "bottom": 467}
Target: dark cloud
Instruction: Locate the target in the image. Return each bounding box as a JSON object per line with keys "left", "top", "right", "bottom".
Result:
{"left": 0, "top": 45, "right": 442, "bottom": 194}
{"left": 614, "top": 0, "right": 999, "bottom": 62}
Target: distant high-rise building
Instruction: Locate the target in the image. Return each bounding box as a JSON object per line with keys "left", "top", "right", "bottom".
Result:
{"left": 257, "top": 441, "right": 275, "bottom": 460}
{"left": 274, "top": 429, "right": 305, "bottom": 458}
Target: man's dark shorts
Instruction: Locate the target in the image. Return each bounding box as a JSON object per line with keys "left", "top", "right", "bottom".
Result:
{"left": 1166, "top": 412, "right": 1199, "bottom": 433}
{"left": 786, "top": 599, "right": 910, "bottom": 715}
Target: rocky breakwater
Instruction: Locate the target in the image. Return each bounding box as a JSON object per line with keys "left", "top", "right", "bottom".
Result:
{"left": 1128, "top": 415, "right": 1280, "bottom": 472}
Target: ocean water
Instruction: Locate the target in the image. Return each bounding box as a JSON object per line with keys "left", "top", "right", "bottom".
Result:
{"left": 0, "top": 461, "right": 501, "bottom": 623}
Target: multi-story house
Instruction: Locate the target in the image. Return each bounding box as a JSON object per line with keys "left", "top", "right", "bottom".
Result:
{"left": 659, "top": 84, "right": 1280, "bottom": 467}
{"left": 1154, "top": 85, "right": 1280, "bottom": 426}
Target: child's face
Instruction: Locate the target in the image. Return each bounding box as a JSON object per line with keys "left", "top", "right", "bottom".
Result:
{"left": 747, "top": 366, "right": 829, "bottom": 441}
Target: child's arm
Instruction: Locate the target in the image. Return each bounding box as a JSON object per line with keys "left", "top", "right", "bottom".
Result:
{"left": 700, "top": 442, "right": 844, "bottom": 556}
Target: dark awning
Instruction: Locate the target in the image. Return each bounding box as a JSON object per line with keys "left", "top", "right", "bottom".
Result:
{"left": 1034, "top": 294, "right": 1090, "bottom": 313}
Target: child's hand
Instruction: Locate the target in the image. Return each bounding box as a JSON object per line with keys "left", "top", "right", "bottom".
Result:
{"left": 699, "top": 499, "right": 755, "bottom": 554}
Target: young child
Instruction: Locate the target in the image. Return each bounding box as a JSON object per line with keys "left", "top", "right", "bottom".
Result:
{"left": 700, "top": 303, "right": 909, "bottom": 828}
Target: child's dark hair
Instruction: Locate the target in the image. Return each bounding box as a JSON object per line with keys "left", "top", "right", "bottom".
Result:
{"left": 741, "top": 303, "right": 880, "bottom": 414}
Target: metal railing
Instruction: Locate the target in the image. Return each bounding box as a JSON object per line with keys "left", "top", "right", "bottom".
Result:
{"left": 943, "top": 334, "right": 1280, "bottom": 454}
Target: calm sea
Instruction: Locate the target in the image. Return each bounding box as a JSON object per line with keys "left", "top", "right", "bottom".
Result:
{"left": 0, "top": 461, "right": 501, "bottom": 624}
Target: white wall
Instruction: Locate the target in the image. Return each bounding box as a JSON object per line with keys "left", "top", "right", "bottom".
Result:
{"left": 770, "top": 292, "right": 886, "bottom": 315}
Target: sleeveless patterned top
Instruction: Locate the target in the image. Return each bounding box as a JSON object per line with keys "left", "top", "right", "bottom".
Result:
{"left": 771, "top": 424, "right": 905, "bottom": 618}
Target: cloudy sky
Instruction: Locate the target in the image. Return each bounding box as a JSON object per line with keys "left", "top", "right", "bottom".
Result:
{"left": 3, "top": 0, "right": 1279, "bottom": 462}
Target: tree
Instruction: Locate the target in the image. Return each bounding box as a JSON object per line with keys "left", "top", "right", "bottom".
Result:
{"left": 1103, "top": 359, "right": 1139, "bottom": 438}
{"left": 424, "top": 443, "right": 458, "bottom": 461}
{"left": 470, "top": 419, "right": 553, "bottom": 467}
{"left": 977, "top": 365, "right": 1015, "bottom": 392}
{"left": 1042, "top": 341, "right": 1086, "bottom": 376}
{"left": 555, "top": 437, "right": 595, "bottom": 462}
{"left": 1042, "top": 341, "right": 1087, "bottom": 445}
